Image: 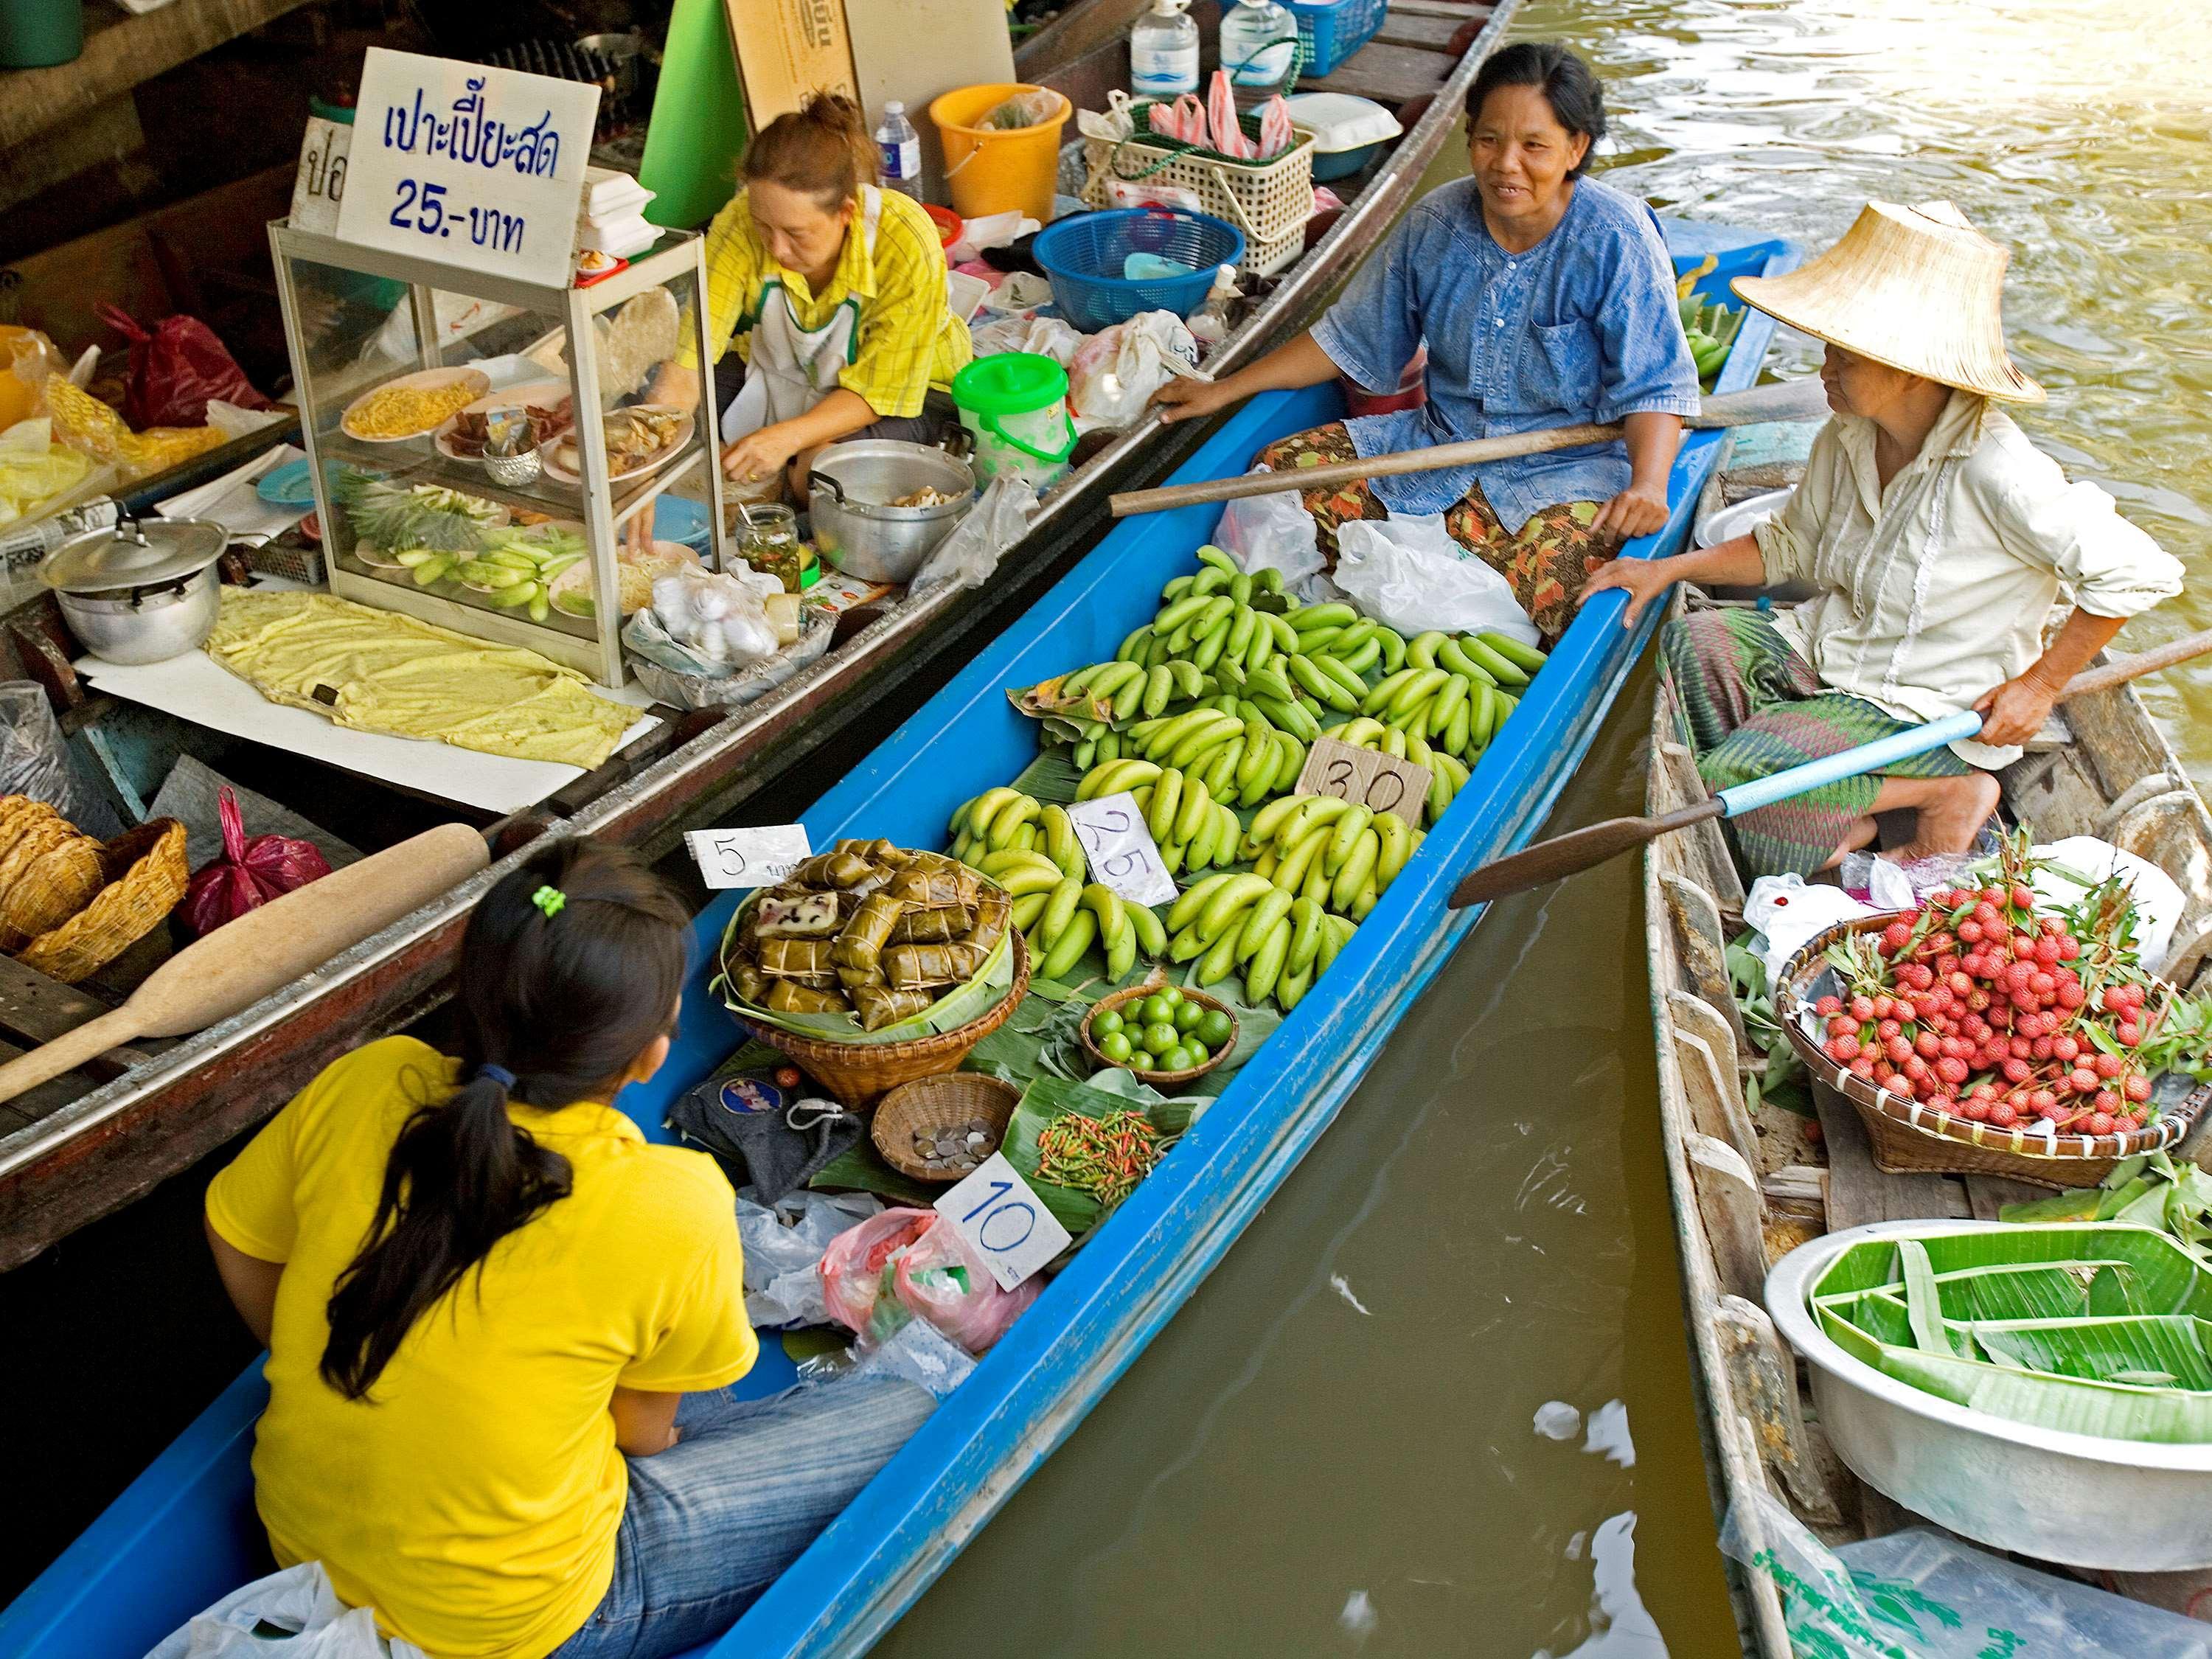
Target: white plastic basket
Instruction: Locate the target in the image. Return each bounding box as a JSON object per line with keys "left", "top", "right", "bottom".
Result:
{"left": 1079, "top": 125, "right": 1316, "bottom": 267}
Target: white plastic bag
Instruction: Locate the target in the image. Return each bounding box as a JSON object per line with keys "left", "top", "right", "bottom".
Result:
{"left": 1213, "top": 469, "right": 1322, "bottom": 590}
{"left": 737, "top": 1189, "right": 883, "bottom": 1327}
{"left": 1745, "top": 873, "right": 1879, "bottom": 989}
{"left": 150, "top": 1562, "right": 428, "bottom": 1659}
{"left": 2031, "top": 835, "right": 2185, "bottom": 975}
{"left": 969, "top": 313, "right": 1083, "bottom": 366}
{"left": 910, "top": 476, "right": 1037, "bottom": 598}
{"left": 981, "top": 271, "right": 1056, "bottom": 316}
{"left": 1068, "top": 312, "right": 1200, "bottom": 431}
{"left": 1332, "top": 515, "right": 1540, "bottom": 645}
{"left": 946, "top": 212, "right": 1037, "bottom": 264}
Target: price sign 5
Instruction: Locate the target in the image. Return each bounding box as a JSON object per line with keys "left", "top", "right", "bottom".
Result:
{"left": 684, "top": 825, "right": 812, "bottom": 891}
{"left": 936, "top": 1152, "right": 1073, "bottom": 1291}
{"left": 1062, "top": 792, "right": 1178, "bottom": 908}
{"left": 1295, "top": 737, "right": 1432, "bottom": 827}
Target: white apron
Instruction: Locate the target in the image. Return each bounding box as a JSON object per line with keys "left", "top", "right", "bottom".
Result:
{"left": 720, "top": 187, "right": 883, "bottom": 444}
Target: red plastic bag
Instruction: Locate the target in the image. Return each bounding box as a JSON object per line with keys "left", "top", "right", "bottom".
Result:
{"left": 99, "top": 307, "right": 273, "bottom": 431}
{"left": 818, "top": 1208, "right": 1040, "bottom": 1354}
{"left": 181, "top": 788, "right": 331, "bottom": 938}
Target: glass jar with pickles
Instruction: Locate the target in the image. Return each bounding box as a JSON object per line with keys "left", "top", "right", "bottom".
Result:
{"left": 734, "top": 503, "right": 809, "bottom": 593}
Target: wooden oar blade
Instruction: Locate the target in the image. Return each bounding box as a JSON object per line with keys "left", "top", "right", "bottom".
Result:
{"left": 1448, "top": 801, "right": 1724, "bottom": 909}
{"left": 1686, "top": 377, "right": 1829, "bottom": 429}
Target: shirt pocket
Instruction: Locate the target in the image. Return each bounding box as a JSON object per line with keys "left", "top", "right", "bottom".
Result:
{"left": 1520, "top": 315, "right": 1599, "bottom": 414}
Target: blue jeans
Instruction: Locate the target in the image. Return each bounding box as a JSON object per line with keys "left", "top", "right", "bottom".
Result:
{"left": 547, "top": 1376, "right": 936, "bottom": 1659}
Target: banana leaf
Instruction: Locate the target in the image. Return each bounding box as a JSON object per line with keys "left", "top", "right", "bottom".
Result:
{"left": 1008, "top": 678, "right": 1117, "bottom": 725}
{"left": 1001, "top": 1072, "right": 1208, "bottom": 1236}
{"left": 1808, "top": 1222, "right": 2212, "bottom": 1441}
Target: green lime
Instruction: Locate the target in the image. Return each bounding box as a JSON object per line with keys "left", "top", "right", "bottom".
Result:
{"left": 1092, "top": 1009, "right": 1124, "bottom": 1038}
{"left": 1140, "top": 994, "right": 1175, "bottom": 1026}
{"left": 1132, "top": 1049, "right": 1160, "bottom": 1071}
{"left": 1144, "top": 1020, "right": 1179, "bottom": 1054}
{"left": 1159, "top": 984, "right": 1183, "bottom": 1006}
{"left": 1196, "top": 1009, "right": 1234, "bottom": 1048}
{"left": 1173, "top": 1000, "right": 1205, "bottom": 1033}
{"left": 1161, "top": 1044, "right": 1196, "bottom": 1072}
{"left": 1100, "top": 1031, "right": 1133, "bottom": 1063}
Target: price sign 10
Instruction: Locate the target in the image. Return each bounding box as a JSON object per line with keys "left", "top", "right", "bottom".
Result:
{"left": 935, "top": 1153, "right": 1072, "bottom": 1290}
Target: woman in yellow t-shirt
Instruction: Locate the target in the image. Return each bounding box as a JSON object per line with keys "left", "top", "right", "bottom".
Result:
{"left": 647, "top": 93, "right": 972, "bottom": 504}
{"left": 204, "top": 844, "right": 933, "bottom": 1659}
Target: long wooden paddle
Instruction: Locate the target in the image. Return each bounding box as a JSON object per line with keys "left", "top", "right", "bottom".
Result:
{"left": 1107, "top": 378, "right": 1831, "bottom": 518}
{"left": 0, "top": 822, "right": 490, "bottom": 1105}
{"left": 1446, "top": 626, "right": 2212, "bottom": 911}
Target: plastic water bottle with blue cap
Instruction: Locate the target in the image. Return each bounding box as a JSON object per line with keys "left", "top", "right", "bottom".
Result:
{"left": 1220, "top": 0, "right": 1298, "bottom": 90}
{"left": 875, "top": 102, "right": 921, "bottom": 200}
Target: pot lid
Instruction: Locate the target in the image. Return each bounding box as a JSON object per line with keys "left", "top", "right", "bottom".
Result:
{"left": 42, "top": 518, "right": 229, "bottom": 593}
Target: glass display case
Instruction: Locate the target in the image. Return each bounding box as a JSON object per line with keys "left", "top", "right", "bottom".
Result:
{"left": 267, "top": 220, "right": 729, "bottom": 686}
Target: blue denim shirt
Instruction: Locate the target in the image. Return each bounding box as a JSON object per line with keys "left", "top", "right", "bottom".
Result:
{"left": 1310, "top": 175, "right": 1701, "bottom": 527}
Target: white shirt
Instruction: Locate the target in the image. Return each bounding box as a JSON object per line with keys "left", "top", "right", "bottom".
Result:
{"left": 1753, "top": 390, "right": 2184, "bottom": 768}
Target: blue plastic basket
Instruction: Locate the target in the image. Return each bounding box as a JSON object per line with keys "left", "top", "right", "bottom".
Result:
{"left": 1032, "top": 209, "right": 1246, "bottom": 332}
{"left": 1281, "top": 0, "right": 1386, "bottom": 79}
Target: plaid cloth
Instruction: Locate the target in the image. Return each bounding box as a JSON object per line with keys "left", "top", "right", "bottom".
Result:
{"left": 678, "top": 187, "right": 969, "bottom": 417}
{"left": 1252, "top": 421, "right": 1615, "bottom": 644}
{"left": 1660, "top": 607, "right": 1969, "bottom": 878}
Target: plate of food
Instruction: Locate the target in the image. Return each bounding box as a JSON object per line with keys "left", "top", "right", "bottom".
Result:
{"left": 340, "top": 366, "right": 493, "bottom": 444}
{"left": 547, "top": 539, "right": 705, "bottom": 619}
{"left": 540, "top": 405, "right": 692, "bottom": 486}
{"left": 433, "top": 385, "right": 573, "bottom": 461}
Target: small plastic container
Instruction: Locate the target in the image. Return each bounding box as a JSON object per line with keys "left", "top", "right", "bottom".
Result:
{"left": 1282, "top": 91, "right": 1403, "bottom": 181}
{"left": 949, "top": 353, "right": 1078, "bottom": 492}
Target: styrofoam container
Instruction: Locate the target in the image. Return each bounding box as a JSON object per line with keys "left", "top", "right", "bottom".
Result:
{"left": 1768, "top": 1220, "right": 2212, "bottom": 1571}
{"left": 1282, "top": 92, "right": 1402, "bottom": 181}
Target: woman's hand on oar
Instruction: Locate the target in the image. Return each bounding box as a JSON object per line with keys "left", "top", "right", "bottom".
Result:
{"left": 1581, "top": 533, "right": 1770, "bottom": 627}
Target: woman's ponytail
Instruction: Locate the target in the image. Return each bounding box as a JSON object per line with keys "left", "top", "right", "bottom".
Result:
{"left": 740, "top": 90, "right": 879, "bottom": 209}
{"left": 320, "top": 844, "right": 689, "bottom": 1400}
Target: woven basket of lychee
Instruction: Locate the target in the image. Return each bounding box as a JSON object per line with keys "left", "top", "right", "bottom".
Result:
{"left": 1775, "top": 834, "right": 2212, "bottom": 1187}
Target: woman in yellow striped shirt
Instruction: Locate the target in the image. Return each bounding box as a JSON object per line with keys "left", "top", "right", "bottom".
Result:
{"left": 648, "top": 94, "right": 970, "bottom": 502}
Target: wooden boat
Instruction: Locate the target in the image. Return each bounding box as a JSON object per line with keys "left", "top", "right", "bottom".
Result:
{"left": 0, "top": 0, "right": 1526, "bottom": 1271}
{"left": 1645, "top": 427, "right": 2212, "bottom": 1651}
{"left": 0, "top": 220, "right": 1787, "bottom": 1656}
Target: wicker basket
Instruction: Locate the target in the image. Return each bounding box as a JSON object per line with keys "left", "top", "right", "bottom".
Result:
{"left": 872, "top": 1072, "right": 1021, "bottom": 1183}
{"left": 1081, "top": 118, "right": 1315, "bottom": 262}
{"left": 15, "top": 819, "right": 188, "bottom": 984}
{"left": 1077, "top": 968, "right": 1238, "bottom": 1088}
{"left": 1778, "top": 915, "right": 2212, "bottom": 1189}
{"left": 0, "top": 804, "right": 105, "bottom": 951}
{"left": 741, "top": 931, "right": 1031, "bottom": 1107}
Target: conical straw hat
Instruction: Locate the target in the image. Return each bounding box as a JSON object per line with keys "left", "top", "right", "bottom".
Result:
{"left": 1733, "top": 201, "right": 2044, "bottom": 404}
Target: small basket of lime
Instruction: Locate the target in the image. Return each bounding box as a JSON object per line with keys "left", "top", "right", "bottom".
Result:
{"left": 1078, "top": 972, "right": 1238, "bottom": 1088}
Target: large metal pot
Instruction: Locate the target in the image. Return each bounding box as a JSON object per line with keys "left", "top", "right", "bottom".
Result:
{"left": 807, "top": 441, "right": 975, "bottom": 585}
{"left": 41, "top": 518, "right": 227, "bottom": 666}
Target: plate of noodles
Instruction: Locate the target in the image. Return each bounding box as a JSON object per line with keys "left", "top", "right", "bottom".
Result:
{"left": 340, "top": 367, "right": 493, "bottom": 444}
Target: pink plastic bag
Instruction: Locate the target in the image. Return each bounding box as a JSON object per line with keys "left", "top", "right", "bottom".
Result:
{"left": 1150, "top": 93, "right": 1207, "bottom": 145}
{"left": 818, "top": 1207, "right": 1040, "bottom": 1354}
{"left": 99, "top": 307, "right": 273, "bottom": 430}
{"left": 1206, "top": 72, "right": 1255, "bottom": 159}
{"left": 1255, "top": 94, "right": 1294, "bottom": 159}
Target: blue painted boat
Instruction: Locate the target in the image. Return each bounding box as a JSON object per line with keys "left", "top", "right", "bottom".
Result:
{"left": 0, "top": 222, "right": 1788, "bottom": 1659}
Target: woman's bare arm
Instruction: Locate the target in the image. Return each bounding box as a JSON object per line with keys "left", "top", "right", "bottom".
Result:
{"left": 1150, "top": 331, "right": 1342, "bottom": 425}
{"left": 1579, "top": 530, "right": 1769, "bottom": 627}
{"left": 611, "top": 1386, "right": 684, "bottom": 1456}
{"left": 205, "top": 1217, "right": 283, "bottom": 1348}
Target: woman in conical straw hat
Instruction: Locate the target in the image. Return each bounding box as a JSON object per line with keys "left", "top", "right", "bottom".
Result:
{"left": 1584, "top": 201, "right": 2184, "bottom": 878}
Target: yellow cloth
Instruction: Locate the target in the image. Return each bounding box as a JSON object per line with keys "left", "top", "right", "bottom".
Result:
{"left": 206, "top": 1037, "right": 757, "bottom": 1659}
{"left": 206, "top": 591, "right": 636, "bottom": 769}
{"left": 678, "top": 187, "right": 970, "bottom": 418}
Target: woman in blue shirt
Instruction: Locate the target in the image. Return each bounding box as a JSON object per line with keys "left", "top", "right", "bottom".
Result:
{"left": 1154, "top": 43, "right": 1698, "bottom": 641}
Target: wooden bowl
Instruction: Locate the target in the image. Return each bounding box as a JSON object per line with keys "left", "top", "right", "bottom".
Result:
{"left": 1077, "top": 970, "right": 1237, "bottom": 1089}
{"left": 872, "top": 1072, "right": 1020, "bottom": 1183}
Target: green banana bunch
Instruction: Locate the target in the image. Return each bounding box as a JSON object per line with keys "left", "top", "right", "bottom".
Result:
{"left": 1016, "top": 868, "right": 1168, "bottom": 981}
{"left": 1113, "top": 703, "right": 1308, "bottom": 807}
{"left": 1241, "top": 793, "right": 1422, "bottom": 919}
{"left": 1350, "top": 630, "right": 1543, "bottom": 764}
{"left": 1162, "top": 874, "right": 1360, "bottom": 1009}
{"left": 1075, "top": 759, "right": 1245, "bottom": 878}
{"left": 1319, "top": 719, "right": 1472, "bottom": 828}
{"left": 1283, "top": 605, "right": 1408, "bottom": 677}
{"left": 947, "top": 787, "right": 1048, "bottom": 863}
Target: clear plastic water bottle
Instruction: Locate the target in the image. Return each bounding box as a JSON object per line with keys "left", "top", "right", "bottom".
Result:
{"left": 1220, "top": 0, "right": 1298, "bottom": 90}
{"left": 1130, "top": 0, "right": 1200, "bottom": 97}
{"left": 875, "top": 101, "right": 922, "bottom": 199}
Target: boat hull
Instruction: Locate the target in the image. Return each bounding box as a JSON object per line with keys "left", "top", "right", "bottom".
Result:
{"left": 2, "top": 221, "right": 1783, "bottom": 1659}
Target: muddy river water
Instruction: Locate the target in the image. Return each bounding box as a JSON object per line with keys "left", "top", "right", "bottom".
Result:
{"left": 884, "top": 0, "right": 2212, "bottom": 1652}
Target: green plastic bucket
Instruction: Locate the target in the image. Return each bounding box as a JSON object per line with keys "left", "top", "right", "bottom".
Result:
{"left": 950, "top": 352, "right": 1076, "bottom": 490}
{"left": 0, "top": 0, "right": 83, "bottom": 67}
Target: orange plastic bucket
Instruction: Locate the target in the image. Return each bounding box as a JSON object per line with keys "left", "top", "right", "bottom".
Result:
{"left": 928, "top": 84, "right": 1070, "bottom": 223}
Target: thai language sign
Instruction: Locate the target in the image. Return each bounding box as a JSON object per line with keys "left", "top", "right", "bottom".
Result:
{"left": 336, "top": 49, "right": 599, "bottom": 288}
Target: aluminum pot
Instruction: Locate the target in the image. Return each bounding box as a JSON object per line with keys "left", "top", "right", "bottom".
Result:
{"left": 1769, "top": 1219, "right": 2212, "bottom": 1571}
{"left": 41, "top": 518, "right": 227, "bottom": 665}
{"left": 807, "top": 441, "right": 975, "bottom": 585}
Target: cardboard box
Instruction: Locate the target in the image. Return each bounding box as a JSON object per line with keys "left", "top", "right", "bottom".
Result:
{"left": 724, "top": 0, "right": 858, "bottom": 130}
{"left": 843, "top": 0, "right": 1017, "bottom": 198}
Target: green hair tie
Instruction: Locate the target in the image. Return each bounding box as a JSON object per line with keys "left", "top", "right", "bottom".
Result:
{"left": 530, "top": 884, "right": 566, "bottom": 919}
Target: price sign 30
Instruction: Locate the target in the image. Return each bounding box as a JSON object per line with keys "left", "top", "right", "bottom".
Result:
{"left": 1295, "top": 737, "right": 1431, "bottom": 827}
